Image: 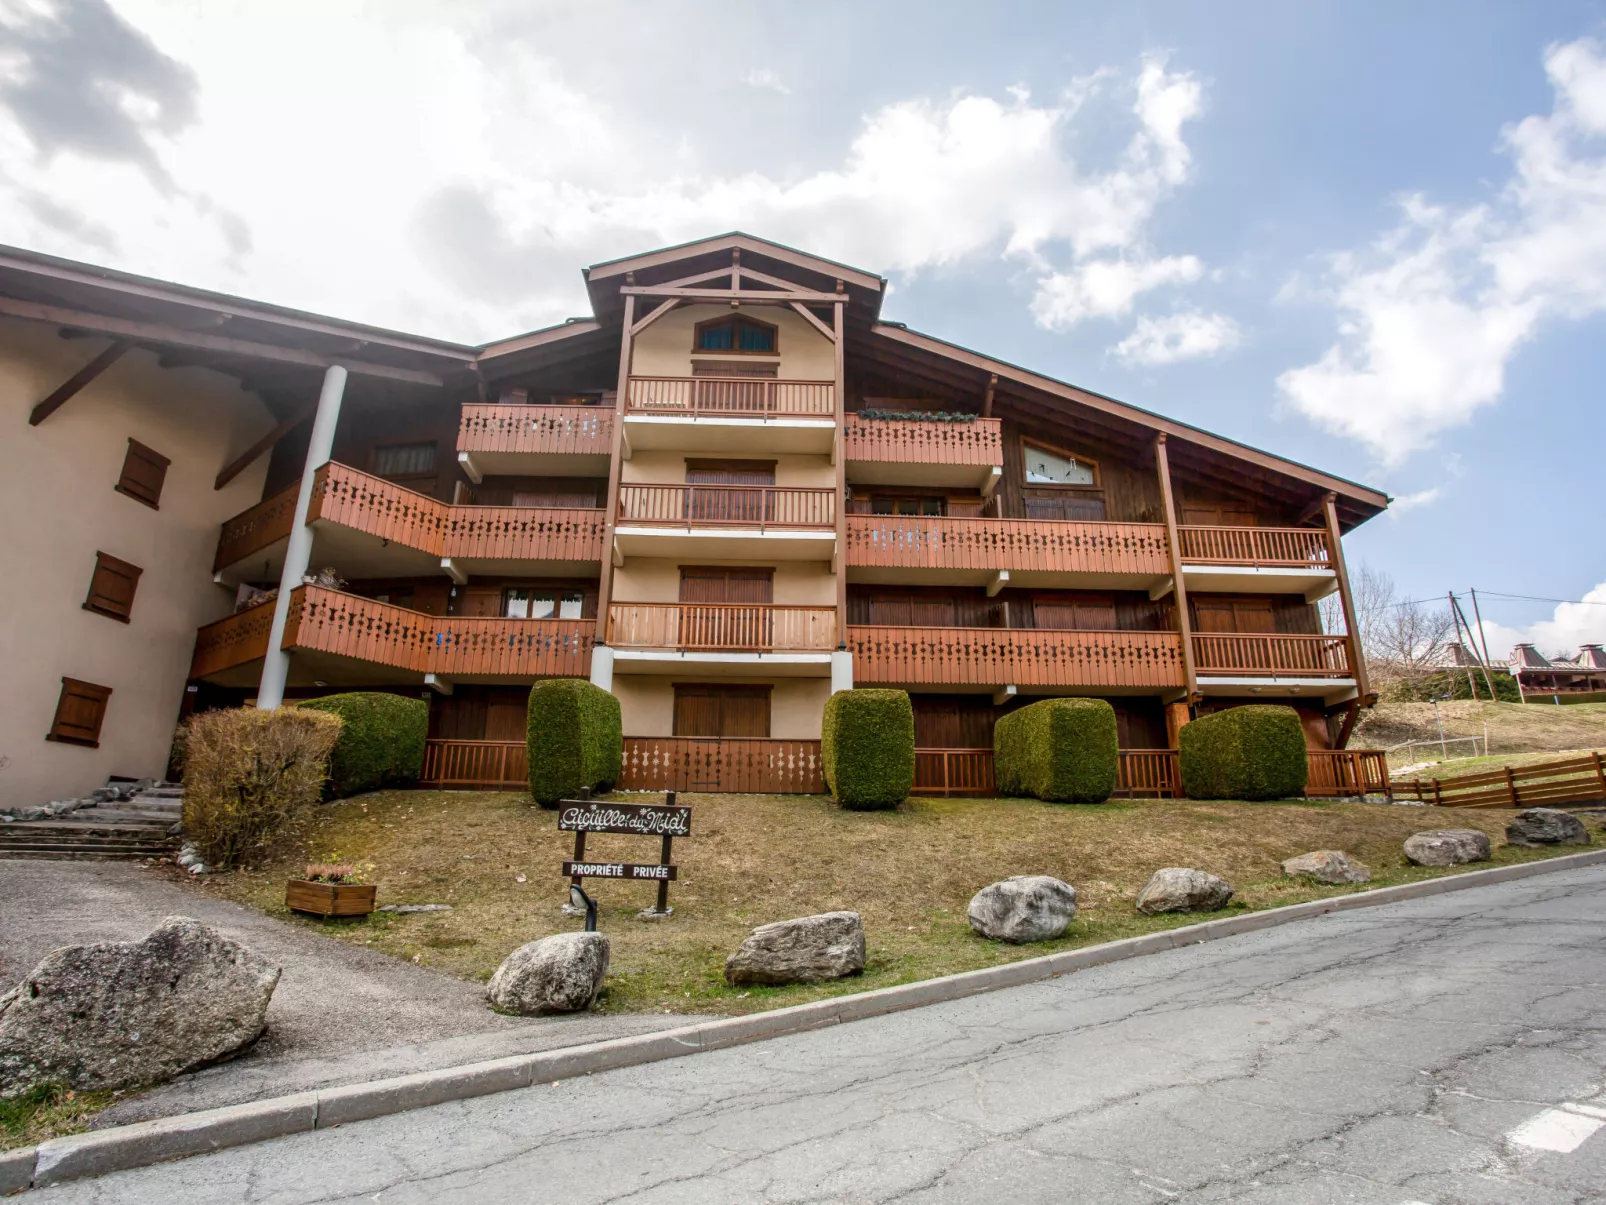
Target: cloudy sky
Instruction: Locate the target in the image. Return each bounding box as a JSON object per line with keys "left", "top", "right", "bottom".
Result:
{"left": 2, "top": 0, "right": 1604, "bottom": 657}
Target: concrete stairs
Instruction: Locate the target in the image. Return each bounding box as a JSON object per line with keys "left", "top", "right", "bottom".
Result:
{"left": 0, "top": 782, "right": 183, "bottom": 861}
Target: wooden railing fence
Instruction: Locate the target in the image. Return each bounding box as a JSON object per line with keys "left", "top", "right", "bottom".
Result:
{"left": 608, "top": 604, "right": 837, "bottom": 652}
{"left": 1116, "top": 750, "right": 1182, "bottom": 798}
{"left": 849, "top": 626, "right": 1186, "bottom": 689}
{"left": 912, "top": 749, "right": 996, "bottom": 796}
{"left": 845, "top": 515, "right": 1170, "bottom": 577}
{"left": 1305, "top": 750, "right": 1392, "bottom": 799}
{"left": 440, "top": 506, "right": 606, "bottom": 562}
{"left": 625, "top": 376, "right": 834, "bottom": 418}
{"left": 618, "top": 737, "right": 825, "bottom": 793}
{"left": 190, "top": 601, "right": 278, "bottom": 678}
{"left": 1394, "top": 752, "right": 1606, "bottom": 809}
{"left": 1176, "top": 526, "right": 1330, "bottom": 567}
{"left": 843, "top": 414, "right": 1003, "bottom": 466}
{"left": 420, "top": 740, "right": 529, "bottom": 789}
{"left": 456, "top": 404, "right": 612, "bottom": 457}
{"left": 617, "top": 483, "right": 835, "bottom": 528}
{"left": 214, "top": 483, "right": 298, "bottom": 571}
{"left": 1192, "top": 634, "right": 1351, "bottom": 677}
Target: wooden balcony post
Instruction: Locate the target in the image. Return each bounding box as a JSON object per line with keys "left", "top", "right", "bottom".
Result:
{"left": 594, "top": 293, "right": 635, "bottom": 643}
{"left": 833, "top": 294, "right": 847, "bottom": 644}
{"left": 1154, "top": 435, "right": 1197, "bottom": 703}
{"left": 1322, "top": 491, "right": 1370, "bottom": 699}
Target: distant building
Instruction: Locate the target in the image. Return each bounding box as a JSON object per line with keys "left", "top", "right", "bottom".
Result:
{"left": 1509, "top": 644, "right": 1606, "bottom": 702}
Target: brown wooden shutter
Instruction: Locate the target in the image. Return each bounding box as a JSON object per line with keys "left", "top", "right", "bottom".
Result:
{"left": 673, "top": 684, "right": 772, "bottom": 737}
{"left": 678, "top": 567, "right": 774, "bottom": 604}
{"left": 116, "top": 439, "right": 170, "bottom": 509}
{"left": 47, "top": 678, "right": 112, "bottom": 747}
{"left": 83, "top": 552, "right": 143, "bottom": 622}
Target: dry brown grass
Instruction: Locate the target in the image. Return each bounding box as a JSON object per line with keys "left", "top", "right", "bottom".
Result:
{"left": 1355, "top": 700, "right": 1606, "bottom": 756}
{"left": 194, "top": 790, "right": 1595, "bottom": 1018}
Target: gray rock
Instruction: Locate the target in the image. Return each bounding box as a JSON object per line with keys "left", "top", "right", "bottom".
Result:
{"left": 487, "top": 932, "right": 609, "bottom": 1014}
{"left": 1282, "top": 850, "right": 1371, "bottom": 884}
{"left": 1136, "top": 867, "right": 1234, "bottom": 915}
{"left": 725, "top": 912, "right": 866, "bottom": 984}
{"left": 967, "top": 876, "right": 1078, "bottom": 943}
{"left": 0, "top": 916, "right": 280, "bottom": 1097}
{"left": 1403, "top": 828, "right": 1492, "bottom": 867}
{"left": 376, "top": 903, "right": 454, "bottom": 914}
{"left": 1506, "top": 808, "right": 1589, "bottom": 847}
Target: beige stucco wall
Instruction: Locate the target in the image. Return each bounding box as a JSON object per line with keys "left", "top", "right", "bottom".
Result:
{"left": 620, "top": 451, "right": 834, "bottom": 488}
{"left": 630, "top": 303, "right": 835, "bottom": 381}
{"left": 611, "top": 559, "right": 835, "bottom": 605}
{"left": 613, "top": 676, "right": 830, "bottom": 739}
{"left": 0, "top": 320, "right": 275, "bottom": 807}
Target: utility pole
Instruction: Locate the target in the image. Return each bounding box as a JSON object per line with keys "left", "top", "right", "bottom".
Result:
{"left": 1468, "top": 588, "right": 1500, "bottom": 698}
{"left": 1447, "top": 593, "right": 1480, "bottom": 700}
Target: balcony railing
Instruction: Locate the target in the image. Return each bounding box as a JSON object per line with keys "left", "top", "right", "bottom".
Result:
{"left": 190, "top": 586, "right": 593, "bottom": 679}
{"left": 1116, "top": 749, "right": 1181, "bottom": 798}
{"left": 440, "top": 506, "right": 606, "bottom": 562}
{"left": 617, "top": 483, "right": 835, "bottom": 529}
{"left": 626, "top": 376, "right": 834, "bottom": 418}
{"left": 843, "top": 414, "right": 1003, "bottom": 466}
{"left": 214, "top": 483, "right": 298, "bottom": 572}
{"left": 420, "top": 740, "right": 529, "bottom": 789}
{"left": 1305, "top": 750, "right": 1391, "bottom": 798}
{"left": 911, "top": 749, "right": 996, "bottom": 796}
{"left": 456, "top": 403, "right": 613, "bottom": 458}
{"left": 849, "top": 626, "right": 1186, "bottom": 689}
{"left": 607, "top": 603, "right": 837, "bottom": 652}
{"left": 1192, "top": 633, "right": 1352, "bottom": 677}
{"left": 1177, "top": 526, "right": 1330, "bottom": 568}
{"left": 309, "top": 463, "right": 446, "bottom": 554}
{"left": 846, "top": 515, "right": 1171, "bottom": 577}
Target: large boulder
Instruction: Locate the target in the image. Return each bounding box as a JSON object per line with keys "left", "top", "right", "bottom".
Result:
{"left": 487, "top": 932, "right": 610, "bottom": 1014}
{"left": 0, "top": 916, "right": 279, "bottom": 1098}
{"left": 1282, "top": 850, "right": 1371, "bottom": 885}
{"left": 967, "top": 876, "right": 1078, "bottom": 943}
{"left": 1136, "top": 868, "right": 1234, "bottom": 915}
{"left": 1403, "top": 829, "right": 1492, "bottom": 867}
{"left": 725, "top": 912, "right": 866, "bottom": 985}
{"left": 1506, "top": 808, "right": 1589, "bottom": 847}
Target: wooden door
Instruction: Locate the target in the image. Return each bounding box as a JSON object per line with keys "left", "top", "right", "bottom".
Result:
{"left": 457, "top": 587, "right": 503, "bottom": 618}
{"left": 1033, "top": 594, "right": 1118, "bottom": 630}
{"left": 685, "top": 460, "right": 775, "bottom": 524}
{"left": 673, "top": 684, "right": 772, "bottom": 737}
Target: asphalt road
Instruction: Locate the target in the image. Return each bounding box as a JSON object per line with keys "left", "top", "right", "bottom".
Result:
{"left": 34, "top": 864, "right": 1606, "bottom": 1205}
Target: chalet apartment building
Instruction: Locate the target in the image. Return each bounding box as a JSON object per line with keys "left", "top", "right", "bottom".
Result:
{"left": 0, "top": 233, "right": 1388, "bottom": 807}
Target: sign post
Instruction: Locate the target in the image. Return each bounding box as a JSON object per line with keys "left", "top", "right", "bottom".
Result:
{"left": 557, "top": 791, "right": 690, "bottom": 919}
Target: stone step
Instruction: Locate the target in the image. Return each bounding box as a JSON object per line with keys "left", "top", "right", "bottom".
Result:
{"left": 0, "top": 823, "right": 176, "bottom": 842}
{"left": 70, "top": 807, "right": 181, "bottom": 824}
{"left": 0, "top": 847, "right": 176, "bottom": 861}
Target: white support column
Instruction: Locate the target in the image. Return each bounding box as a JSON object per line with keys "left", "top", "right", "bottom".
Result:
{"left": 589, "top": 646, "right": 615, "bottom": 692}
{"left": 256, "top": 365, "right": 347, "bottom": 709}
{"left": 830, "top": 650, "right": 853, "bottom": 694}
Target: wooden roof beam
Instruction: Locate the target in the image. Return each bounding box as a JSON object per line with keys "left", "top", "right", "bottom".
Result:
{"left": 214, "top": 400, "right": 316, "bottom": 490}
{"left": 28, "top": 339, "right": 129, "bottom": 425}
{"left": 619, "top": 285, "right": 846, "bottom": 304}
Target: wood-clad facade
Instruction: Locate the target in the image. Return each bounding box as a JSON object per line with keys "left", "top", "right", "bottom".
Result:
{"left": 0, "top": 233, "right": 1388, "bottom": 802}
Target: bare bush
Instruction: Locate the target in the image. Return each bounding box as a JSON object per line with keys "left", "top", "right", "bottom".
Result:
{"left": 182, "top": 708, "right": 342, "bottom": 870}
{"left": 1328, "top": 563, "right": 1455, "bottom": 699}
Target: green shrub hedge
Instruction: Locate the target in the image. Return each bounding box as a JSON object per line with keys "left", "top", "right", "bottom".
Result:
{"left": 821, "top": 689, "right": 914, "bottom": 810}
{"left": 1178, "top": 704, "right": 1308, "bottom": 801}
{"left": 993, "top": 698, "right": 1118, "bottom": 803}
{"left": 526, "top": 679, "right": 622, "bottom": 808}
{"left": 297, "top": 692, "right": 427, "bottom": 798}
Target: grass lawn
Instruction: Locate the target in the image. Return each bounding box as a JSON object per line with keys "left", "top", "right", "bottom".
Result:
{"left": 189, "top": 790, "right": 1601, "bottom": 1019}
{"left": 1392, "top": 748, "right": 1606, "bottom": 781}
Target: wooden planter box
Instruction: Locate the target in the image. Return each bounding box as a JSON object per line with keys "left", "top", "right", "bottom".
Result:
{"left": 286, "top": 879, "right": 376, "bottom": 918}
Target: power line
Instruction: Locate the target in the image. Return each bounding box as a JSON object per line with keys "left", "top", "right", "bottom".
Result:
{"left": 1471, "top": 590, "right": 1606, "bottom": 607}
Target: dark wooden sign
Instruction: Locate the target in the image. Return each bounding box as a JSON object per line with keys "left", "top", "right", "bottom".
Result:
{"left": 559, "top": 791, "right": 685, "bottom": 917}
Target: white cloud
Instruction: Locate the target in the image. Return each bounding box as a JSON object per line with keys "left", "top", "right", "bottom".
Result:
{"left": 1111, "top": 308, "right": 1239, "bottom": 365}
{"left": 1032, "top": 255, "right": 1202, "bottom": 329}
{"left": 0, "top": 8, "right": 1216, "bottom": 342}
{"left": 1386, "top": 485, "right": 1443, "bottom": 512}
{"left": 1476, "top": 582, "right": 1606, "bottom": 661}
{"left": 742, "top": 68, "right": 789, "bottom": 95}
{"left": 1278, "top": 38, "right": 1606, "bottom": 465}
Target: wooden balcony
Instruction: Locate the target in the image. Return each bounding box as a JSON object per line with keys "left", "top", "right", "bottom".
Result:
{"left": 623, "top": 376, "right": 835, "bottom": 454}
{"left": 439, "top": 506, "right": 606, "bottom": 573}
{"left": 456, "top": 403, "right": 612, "bottom": 478}
{"left": 1177, "top": 525, "right": 1337, "bottom": 599}
{"left": 848, "top": 626, "right": 1186, "bottom": 691}
{"left": 1192, "top": 633, "right": 1352, "bottom": 678}
{"left": 843, "top": 414, "right": 1003, "bottom": 490}
{"left": 214, "top": 482, "right": 298, "bottom": 573}
{"left": 845, "top": 515, "right": 1171, "bottom": 588}
{"left": 615, "top": 483, "right": 836, "bottom": 560}
{"left": 607, "top": 603, "right": 837, "bottom": 652}
{"left": 190, "top": 586, "right": 593, "bottom": 684}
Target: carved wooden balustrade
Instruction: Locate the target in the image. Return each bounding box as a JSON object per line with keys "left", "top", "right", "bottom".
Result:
{"left": 608, "top": 603, "right": 837, "bottom": 652}
{"left": 307, "top": 464, "right": 447, "bottom": 554}
{"left": 849, "top": 627, "right": 1186, "bottom": 689}
{"left": 617, "top": 483, "right": 836, "bottom": 529}
{"left": 843, "top": 414, "right": 1003, "bottom": 466}
{"left": 440, "top": 506, "right": 606, "bottom": 562}
{"left": 213, "top": 482, "right": 299, "bottom": 571}
{"left": 618, "top": 737, "right": 825, "bottom": 793}
{"left": 456, "top": 404, "right": 613, "bottom": 457}
{"left": 845, "top": 515, "right": 1171, "bottom": 577}
{"left": 1192, "top": 633, "right": 1351, "bottom": 677}
{"left": 1177, "top": 526, "right": 1330, "bottom": 567}
{"left": 625, "top": 376, "right": 834, "bottom": 418}
{"left": 189, "top": 601, "right": 278, "bottom": 678}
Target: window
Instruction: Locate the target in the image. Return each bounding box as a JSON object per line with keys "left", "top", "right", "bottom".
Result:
{"left": 1024, "top": 493, "right": 1106, "bottom": 521}
{"left": 83, "top": 552, "right": 143, "bottom": 623}
{"left": 693, "top": 315, "right": 777, "bottom": 355}
{"left": 673, "top": 684, "right": 772, "bottom": 737}
{"left": 1024, "top": 442, "right": 1097, "bottom": 486}
{"left": 503, "top": 589, "right": 584, "bottom": 619}
{"left": 115, "top": 439, "right": 169, "bottom": 509}
{"left": 373, "top": 442, "right": 436, "bottom": 481}
{"left": 47, "top": 678, "right": 112, "bottom": 747}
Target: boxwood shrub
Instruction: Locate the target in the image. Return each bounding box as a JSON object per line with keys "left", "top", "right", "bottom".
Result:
{"left": 993, "top": 697, "right": 1118, "bottom": 803}
{"left": 821, "top": 689, "right": 914, "bottom": 811}
{"left": 1178, "top": 704, "right": 1308, "bottom": 801}
{"left": 296, "top": 691, "right": 427, "bottom": 798}
{"left": 527, "top": 679, "right": 622, "bottom": 808}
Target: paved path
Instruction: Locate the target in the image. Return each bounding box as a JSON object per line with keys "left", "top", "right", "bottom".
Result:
{"left": 0, "top": 861, "right": 675, "bottom": 1126}
{"left": 31, "top": 863, "right": 1606, "bottom": 1203}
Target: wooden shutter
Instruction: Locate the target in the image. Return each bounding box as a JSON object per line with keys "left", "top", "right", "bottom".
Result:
{"left": 83, "top": 552, "right": 143, "bottom": 622}
{"left": 116, "top": 439, "right": 169, "bottom": 509}
{"left": 1232, "top": 599, "right": 1276, "bottom": 633}
{"left": 685, "top": 460, "right": 776, "bottom": 485}
{"left": 47, "top": 678, "right": 112, "bottom": 747}
{"left": 1182, "top": 504, "right": 1255, "bottom": 527}
{"left": 679, "top": 566, "right": 774, "bottom": 604}
{"left": 1192, "top": 599, "right": 1239, "bottom": 633}
{"left": 673, "top": 684, "right": 772, "bottom": 737}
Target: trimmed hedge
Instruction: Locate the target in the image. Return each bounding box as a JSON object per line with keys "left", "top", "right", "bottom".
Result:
{"left": 1178, "top": 704, "right": 1308, "bottom": 801}
{"left": 821, "top": 689, "right": 914, "bottom": 811}
{"left": 994, "top": 698, "right": 1118, "bottom": 803}
{"left": 526, "top": 679, "right": 622, "bottom": 808}
{"left": 297, "top": 692, "right": 428, "bottom": 799}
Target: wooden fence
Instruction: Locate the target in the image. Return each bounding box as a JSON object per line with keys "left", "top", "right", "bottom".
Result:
{"left": 1306, "top": 750, "right": 1392, "bottom": 799}
{"left": 849, "top": 626, "right": 1186, "bottom": 690}
{"left": 617, "top": 483, "right": 835, "bottom": 528}
{"left": 456, "top": 404, "right": 612, "bottom": 457}
{"left": 1193, "top": 633, "right": 1352, "bottom": 677}
{"left": 912, "top": 749, "right": 996, "bottom": 796}
{"left": 845, "top": 515, "right": 1170, "bottom": 577}
{"left": 843, "top": 414, "right": 1003, "bottom": 466}
{"left": 618, "top": 737, "right": 825, "bottom": 793}
{"left": 608, "top": 603, "right": 837, "bottom": 651}
{"left": 214, "top": 482, "right": 298, "bottom": 571}
{"left": 1116, "top": 749, "right": 1182, "bottom": 798}
{"left": 1395, "top": 752, "right": 1606, "bottom": 809}
{"left": 626, "top": 376, "right": 834, "bottom": 418}
{"left": 420, "top": 740, "right": 529, "bottom": 789}
{"left": 1176, "top": 526, "right": 1330, "bottom": 567}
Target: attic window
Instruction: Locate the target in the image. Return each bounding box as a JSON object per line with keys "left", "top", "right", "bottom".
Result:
{"left": 1024, "top": 441, "right": 1097, "bottom": 487}
{"left": 694, "top": 315, "right": 777, "bottom": 355}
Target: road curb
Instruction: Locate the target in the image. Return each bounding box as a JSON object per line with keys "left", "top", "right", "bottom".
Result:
{"left": 11, "top": 845, "right": 1606, "bottom": 1193}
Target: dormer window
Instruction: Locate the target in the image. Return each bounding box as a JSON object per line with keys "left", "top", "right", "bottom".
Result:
{"left": 694, "top": 314, "right": 777, "bottom": 355}
{"left": 1024, "top": 441, "right": 1097, "bottom": 486}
